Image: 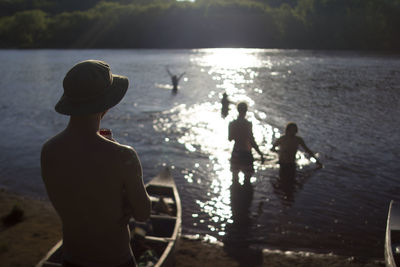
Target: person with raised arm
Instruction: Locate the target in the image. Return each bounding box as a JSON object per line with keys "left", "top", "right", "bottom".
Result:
{"left": 166, "top": 66, "right": 185, "bottom": 93}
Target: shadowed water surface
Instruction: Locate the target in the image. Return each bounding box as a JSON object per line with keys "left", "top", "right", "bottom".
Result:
{"left": 0, "top": 49, "right": 399, "bottom": 261}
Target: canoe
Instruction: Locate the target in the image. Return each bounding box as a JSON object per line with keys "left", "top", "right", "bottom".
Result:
{"left": 37, "top": 167, "right": 181, "bottom": 267}
{"left": 385, "top": 200, "right": 400, "bottom": 267}
{"left": 132, "top": 167, "right": 182, "bottom": 267}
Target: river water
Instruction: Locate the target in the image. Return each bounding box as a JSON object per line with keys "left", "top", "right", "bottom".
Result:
{"left": 0, "top": 49, "right": 399, "bottom": 261}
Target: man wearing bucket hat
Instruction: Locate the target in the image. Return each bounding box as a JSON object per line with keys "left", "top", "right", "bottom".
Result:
{"left": 41, "top": 60, "right": 151, "bottom": 267}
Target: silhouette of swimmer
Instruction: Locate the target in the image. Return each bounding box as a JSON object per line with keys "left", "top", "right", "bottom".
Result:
{"left": 166, "top": 66, "right": 185, "bottom": 93}
{"left": 228, "top": 102, "right": 264, "bottom": 184}
{"left": 271, "top": 122, "right": 323, "bottom": 180}
{"left": 221, "top": 92, "right": 233, "bottom": 118}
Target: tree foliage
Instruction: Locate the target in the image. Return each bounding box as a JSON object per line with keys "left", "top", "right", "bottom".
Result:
{"left": 0, "top": 0, "right": 399, "bottom": 50}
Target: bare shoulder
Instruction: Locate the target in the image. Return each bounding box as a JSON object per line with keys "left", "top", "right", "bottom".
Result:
{"left": 228, "top": 120, "right": 237, "bottom": 131}
{"left": 296, "top": 136, "right": 305, "bottom": 144}
{"left": 110, "top": 142, "right": 140, "bottom": 166}
{"left": 109, "top": 143, "right": 142, "bottom": 181}
{"left": 277, "top": 134, "right": 286, "bottom": 141}
{"left": 41, "top": 132, "right": 64, "bottom": 157}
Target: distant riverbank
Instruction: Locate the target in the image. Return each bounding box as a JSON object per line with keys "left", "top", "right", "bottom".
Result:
{"left": 1, "top": 0, "right": 400, "bottom": 50}
{"left": 0, "top": 189, "right": 384, "bottom": 267}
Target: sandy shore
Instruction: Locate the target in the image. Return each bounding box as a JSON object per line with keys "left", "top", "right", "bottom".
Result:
{"left": 0, "top": 189, "right": 384, "bottom": 267}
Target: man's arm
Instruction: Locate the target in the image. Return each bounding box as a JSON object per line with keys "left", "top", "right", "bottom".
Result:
{"left": 166, "top": 66, "right": 173, "bottom": 77}
{"left": 122, "top": 148, "right": 151, "bottom": 222}
{"left": 271, "top": 138, "right": 280, "bottom": 153}
{"left": 228, "top": 122, "right": 234, "bottom": 141}
{"left": 298, "top": 137, "right": 323, "bottom": 167}
{"left": 249, "top": 123, "right": 264, "bottom": 162}
{"left": 178, "top": 72, "right": 186, "bottom": 80}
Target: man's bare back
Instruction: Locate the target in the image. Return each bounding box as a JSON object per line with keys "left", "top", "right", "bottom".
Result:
{"left": 272, "top": 122, "right": 322, "bottom": 167}
{"left": 229, "top": 117, "right": 254, "bottom": 152}
{"left": 41, "top": 60, "right": 150, "bottom": 267}
{"left": 272, "top": 135, "right": 305, "bottom": 164}
{"left": 228, "top": 102, "right": 264, "bottom": 182}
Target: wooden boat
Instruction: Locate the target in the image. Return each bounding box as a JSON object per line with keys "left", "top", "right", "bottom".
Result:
{"left": 385, "top": 200, "right": 400, "bottom": 267}
{"left": 37, "top": 167, "right": 181, "bottom": 267}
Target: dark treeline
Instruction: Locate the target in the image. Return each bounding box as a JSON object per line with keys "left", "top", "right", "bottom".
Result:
{"left": 0, "top": 0, "right": 399, "bottom": 50}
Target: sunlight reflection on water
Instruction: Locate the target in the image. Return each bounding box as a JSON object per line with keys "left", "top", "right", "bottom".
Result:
{"left": 153, "top": 48, "right": 314, "bottom": 236}
{"left": 193, "top": 48, "right": 264, "bottom": 69}
{"left": 1, "top": 49, "right": 399, "bottom": 259}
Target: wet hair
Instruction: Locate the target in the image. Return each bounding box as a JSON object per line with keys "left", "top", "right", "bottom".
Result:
{"left": 285, "top": 122, "right": 298, "bottom": 134}
{"left": 237, "top": 102, "right": 248, "bottom": 114}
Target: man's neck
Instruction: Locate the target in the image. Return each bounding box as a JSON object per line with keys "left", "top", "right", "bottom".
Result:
{"left": 66, "top": 114, "right": 101, "bottom": 135}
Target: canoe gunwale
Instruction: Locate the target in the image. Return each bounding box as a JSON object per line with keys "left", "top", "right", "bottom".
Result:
{"left": 147, "top": 168, "right": 182, "bottom": 267}
{"left": 385, "top": 200, "right": 400, "bottom": 267}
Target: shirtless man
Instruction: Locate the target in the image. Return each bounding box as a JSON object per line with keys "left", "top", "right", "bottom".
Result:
{"left": 228, "top": 102, "right": 264, "bottom": 184}
{"left": 41, "top": 60, "right": 151, "bottom": 267}
{"left": 166, "top": 66, "right": 185, "bottom": 93}
{"left": 221, "top": 92, "right": 233, "bottom": 118}
{"left": 271, "top": 122, "right": 323, "bottom": 179}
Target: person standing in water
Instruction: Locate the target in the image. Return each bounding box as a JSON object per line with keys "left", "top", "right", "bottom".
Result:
{"left": 221, "top": 92, "right": 233, "bottom": 118}
{"left": 271, "top": 122, "right": 323, "bottom": 179}
{"left": 166, "top": 66, "right": 185, "bottom": 93}
{"left": 41, "top": 60, "right": 151, "bottom": 267}
{"left": 228, "top": 102, "right": 264, "bottom": 185}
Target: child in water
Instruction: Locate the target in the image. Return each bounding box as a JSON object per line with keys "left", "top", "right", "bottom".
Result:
{"left": 271, "top": 122, "right": 322, "bottom": 178}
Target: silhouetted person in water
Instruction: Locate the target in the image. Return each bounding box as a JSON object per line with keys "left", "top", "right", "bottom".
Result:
{"left": 221, "top": 92, "right": 233, "bottom": 118}
{"left": 41, "top": 60, "right": 151, "bottom": 267}
{"left": 271, "top": 122, "right": 322, "bottom": 180}
{"left": 229, "top": 102, "right": 264, "bottom": 185}
{"left": 166, "top": 67, "right": 185, "bottom": 93}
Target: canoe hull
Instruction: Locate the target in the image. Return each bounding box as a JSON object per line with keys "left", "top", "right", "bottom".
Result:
{"left": 385, "top": 200, "right": 400, "bottom": 267}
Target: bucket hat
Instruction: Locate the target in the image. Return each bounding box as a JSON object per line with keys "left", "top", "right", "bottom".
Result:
{"left": 55, "top": 60, "right": 129, "bottom": 115}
